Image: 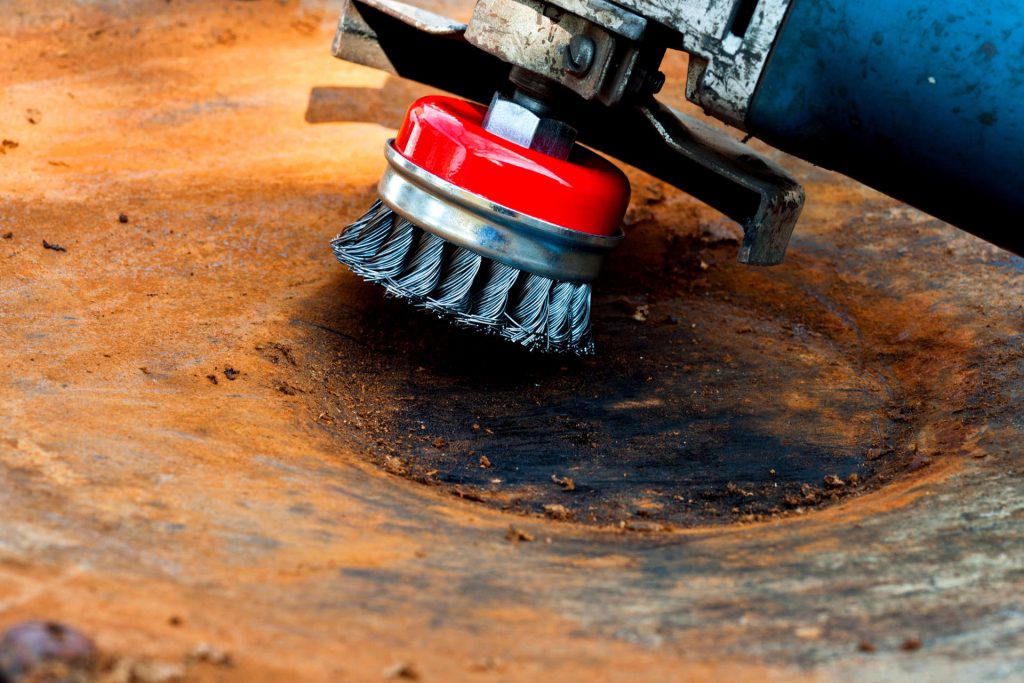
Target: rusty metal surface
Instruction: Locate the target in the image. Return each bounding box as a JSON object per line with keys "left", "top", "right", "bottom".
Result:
{"left": 1, "top": 1, "right": 1023, "bottom": 681}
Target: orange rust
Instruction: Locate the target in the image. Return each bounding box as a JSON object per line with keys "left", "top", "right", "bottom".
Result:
{"left": 1, "top": 1, "right": 1021, "bottom": 680}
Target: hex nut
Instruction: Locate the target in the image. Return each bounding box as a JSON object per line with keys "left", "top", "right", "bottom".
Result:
{"left": 482, "top": 95, "right": 577, "bottom": 160}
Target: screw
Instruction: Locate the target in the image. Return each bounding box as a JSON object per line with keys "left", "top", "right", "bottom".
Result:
{"left": 629, "top": 68, "right": 667, "bottom": 96}
{"left": 647, "top": 70, "right": 666, "bottom": 94}
{"left": 564, "top": 35, "right": 595, "bottom": 76}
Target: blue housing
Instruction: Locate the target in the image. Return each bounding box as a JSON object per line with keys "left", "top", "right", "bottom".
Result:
{"left": 748, "top": 0, "right": 1024, "bottom": 253}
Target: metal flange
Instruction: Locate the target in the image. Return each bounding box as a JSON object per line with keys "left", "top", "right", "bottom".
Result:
{"left": 379, "top": 143, "right": 622, "bottom": 283}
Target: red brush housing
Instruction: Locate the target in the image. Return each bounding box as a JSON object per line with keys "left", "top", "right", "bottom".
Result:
{"left": 393, "top": 96, "right": 630, "bottom": 236}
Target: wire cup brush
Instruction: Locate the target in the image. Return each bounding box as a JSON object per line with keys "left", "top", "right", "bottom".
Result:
{"left": 332, "top": 94, "right": 630, "bottom": 354}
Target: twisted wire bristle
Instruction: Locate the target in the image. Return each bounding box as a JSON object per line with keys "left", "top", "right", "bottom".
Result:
{"left": 331, "top": 201, "right": 595, "bottom": 355}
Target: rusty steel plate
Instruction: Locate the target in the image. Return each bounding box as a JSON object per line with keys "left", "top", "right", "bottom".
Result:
{"left": 1, "top": 1, "right": 1022, "bottom": 681}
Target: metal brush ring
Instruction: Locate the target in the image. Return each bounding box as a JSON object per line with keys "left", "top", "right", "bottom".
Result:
{"left": 379, "top": 142, "right": 622, "bottom": 283}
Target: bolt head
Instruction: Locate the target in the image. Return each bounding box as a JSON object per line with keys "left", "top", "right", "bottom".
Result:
{"left": 565, "top": 35, "right": 596, "bottom": 76}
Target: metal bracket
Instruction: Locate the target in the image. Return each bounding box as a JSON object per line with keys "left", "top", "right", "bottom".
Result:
{"left": 585, "top": 100, "right": 802, "bottom": 265}
{"left": 607, "top": 0, "right": 795, "bottom": 127}
{"left": 331, "top": 0, "right": 803, "bottom": 265}
{"left": 463, "top": 0, "right": 656, "bottom": 106}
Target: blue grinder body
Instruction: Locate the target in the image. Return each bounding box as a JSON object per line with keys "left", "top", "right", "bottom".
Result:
{"left": 748, "top": 0, "right": 1024, "bottom": 253}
